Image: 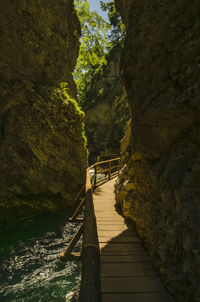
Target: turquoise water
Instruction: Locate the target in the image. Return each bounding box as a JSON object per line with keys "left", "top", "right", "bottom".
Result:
{"left": 0, "top": 212, "right": 82, "bottom": 302}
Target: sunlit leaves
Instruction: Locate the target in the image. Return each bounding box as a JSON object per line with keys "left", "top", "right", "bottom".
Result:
{"left": 100, "top": 1, "right": 125, "bottom": 43}
{"left": 73, "top": 0, "right": 111, "bottom": 105}
{"left": 73, "top": 0, "right": 124, "bottom": 108}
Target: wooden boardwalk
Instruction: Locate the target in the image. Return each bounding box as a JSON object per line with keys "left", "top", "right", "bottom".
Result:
{"left": 93, "top": 178, "right": 174, "bottom": 302}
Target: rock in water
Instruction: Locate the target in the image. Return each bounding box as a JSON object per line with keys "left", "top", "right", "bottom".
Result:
{"left": 115, "top": 0, "right": 200, "bottom": 301}
{"left": 0, "top": 0, "right": 87, "bottom": 226}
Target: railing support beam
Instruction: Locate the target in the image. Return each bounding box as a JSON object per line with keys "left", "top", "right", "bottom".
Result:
{"left": 118, "top": 158, "right": 121, "bottom": 174}
{"left": 60, "top": 223, "right": 83, "bottom": 261}
{"left": 69, "top": 197, "right": 85, "bottom": 221}
{"left": 94, "top": 165, "right": 97, "bottom": 189}
{"left": 108, "top": 161, "right": 111, "bottom": 180}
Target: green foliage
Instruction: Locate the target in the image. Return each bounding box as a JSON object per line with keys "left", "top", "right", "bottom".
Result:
{"left": 56, "top": 82, "right": 85, "bottom": 118}
{"left": 73, "top": 0, "right": 111, "bottom": 106}
{"left": 73, "top": 0, "right": 125, "bottom": 109}
{"left": 52, "top": 82, "right": 87, "bottom": 150}
{"left": 100, "top": 1, "right": 125, "bottom": 44}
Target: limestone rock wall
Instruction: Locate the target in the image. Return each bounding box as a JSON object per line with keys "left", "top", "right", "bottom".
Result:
{"left": 0, "top": 0, "right": 87, "bottom": 226}
{"left": 115, "top": 0, "right": 200, "bottom": 301}
{"left": 85, "top": 45, "right": 130, "bottom": 163}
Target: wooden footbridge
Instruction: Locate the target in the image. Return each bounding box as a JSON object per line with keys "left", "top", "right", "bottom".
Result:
{"left": 60, "top": 158, "right": 174, "bottom": 302}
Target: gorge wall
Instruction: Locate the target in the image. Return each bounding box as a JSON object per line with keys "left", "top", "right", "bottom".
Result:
{"left": 115, "top": 0, "right": 200, "bottom": 301}
{"left": 85, "top": 45, "right": 130, "bottom": 163}
{"left": 0, "top": 0, "right": 87, "bottom": 227}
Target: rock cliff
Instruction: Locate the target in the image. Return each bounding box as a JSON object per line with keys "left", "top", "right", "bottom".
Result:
{"left": 0, "top": 0, "right": 87, "bottom": 227}
{"left": 85, "top": 45, "right": 130, "bottom": 163}
{"left": 115, "top": 0, "right": 200, "bottom": 301}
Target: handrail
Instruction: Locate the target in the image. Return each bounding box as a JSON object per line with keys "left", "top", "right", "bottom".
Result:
{"left": 89, "top": 157, "right": 120, "bottom": 188}
{"left": 79, "top": 169, "right": 101, "bottom": 302}
{"left": 59, "top": 157, "right": 121, "bottom": 302}
{"left": 89, "top": 157, "right": 120, "bottom": 170}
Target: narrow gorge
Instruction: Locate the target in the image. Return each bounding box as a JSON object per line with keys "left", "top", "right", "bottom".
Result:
{"left": 84, "top": 44, "right": 130, "bottom": 163}
{"left": 0, "top": 0, "right": 199, "bottom": 301}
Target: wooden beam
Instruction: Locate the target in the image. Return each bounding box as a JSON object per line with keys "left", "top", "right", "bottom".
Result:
{"left": 79, "top": 170, "right": 101, "bottom": 302}
{"left": 60, "top": 223, "right": 83, "bottom": 261}
{"left": 69, "top": 197, "right": 85, "bottom": 221}
{"left": 89, "top": 157, "right": 120, "bottom": 170}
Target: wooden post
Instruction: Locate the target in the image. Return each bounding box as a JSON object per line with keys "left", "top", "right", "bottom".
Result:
{"left": 108, "top": 161, "right": 111, "bottom": 180}
{"left": 69, "top": 197, "right": 85, "bottom": 221}
{"left": 60, "top": 223, "right": 83, "bottom": 261}
{"left": 79, "top": 170, "right": 101, "bottom": 302}
{"left": 118, "top": 158, "right": 120, "bottom": 174}
{"left": 94, "top": 165, "right": 97, "bottom": 189}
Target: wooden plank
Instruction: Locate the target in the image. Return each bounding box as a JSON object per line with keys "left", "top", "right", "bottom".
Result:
{"left": 94, "top": 206, "right": 117, "bottom": 209}
{"left": 102, "top": 292, "right": 174, "bottom": 302}
{"left": 97, "top": 226, "right": 137, "bottom": 232}
{"left": 96, "top": 216, "right": 120, "bottom": 219}
{"left": 100, "top": 242, "right": 145, "bottom": 252}
{"left": 95, "top": 209, "right": 117, "bottom": 212}
{"left": 95, "top": 201, "right": 116, "bottom": 204}
{"left": 95, "top": 206, "right": 116, "bottom": 209}
{"left": 95, "top": 212, "right": 118, "bottom": 214}
{"left": 96, "top": 220, "right": 125, "bottom": 223}
{"left": 94, "top": 209, "right": 119, "bottom": 212}
{"left": 96, "top": 222, "right": 127, "bottom": 225}
{"left": 95, "top": 213, "right": 119, "bottom": 216}
{"left": 98, "top": 231, "right": 133, "bottom": 238}
{"left": 95, "top": 208, "right": 119, "bottom": 212}
{"left": 96, "top": 216, "right": 124, "bottom": 220}
{"left": 92, "top": 178, "right": 174, "bottom": 302}
{"left": 95, "top": 213, "right": 120, "bottom": 216}
{"left": 97, "top": 220, "right": 125, "bottom": 224}
{"left": 97, "top": 226, "right": 129, "bottom": 230}
{"left": 94, "top": 203, "right": 117, "bottom": 206}
{"left": 98, "top": 235, "right": 140, "bottom": 243}
{"left": 95, "top": 211, "right": 119, "bottom": 214}
{"left": 100, "top": 254, "right": 149, "bottom": 263}
{"left": 101, "top": 251, "right": 148, "bottom": 256}
{"left": 97, "top": 225, "right": 128, "bottom": 231}
{"left": 101, "top": 276, "right": 165, "bottom": 293}
{"left": 101, "top": 262, "right": 155, "bottom": 277}
{"left": 98, "top": 232, "right": 137, "bottom": 239}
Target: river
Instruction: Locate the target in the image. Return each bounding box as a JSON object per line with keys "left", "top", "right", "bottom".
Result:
{"left": 0, "top": 212, "right": 82, "bottom": 302}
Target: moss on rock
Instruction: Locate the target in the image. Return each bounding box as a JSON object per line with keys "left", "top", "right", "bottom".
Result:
{"left": 0, "top": 0, "right": 87, "bottom": 227}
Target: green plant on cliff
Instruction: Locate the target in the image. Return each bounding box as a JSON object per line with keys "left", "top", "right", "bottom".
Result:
{"left": 53, "top": 83, "right": 87, "bottom": 150}
{"left": 57, "top": 83, "right": 85, "bottom": 118}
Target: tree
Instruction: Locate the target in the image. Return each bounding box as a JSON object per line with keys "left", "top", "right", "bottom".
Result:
{"left": 73, "top": 0, "right": 111, "bottom": 107}
{"left": 73, "top": 0, "right": 125, "bottom": 109}
{"left": 100, "top": 1, "right": 125, "bottom": 45}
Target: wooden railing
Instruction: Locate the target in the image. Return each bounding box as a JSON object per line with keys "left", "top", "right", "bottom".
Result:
{"left": 90, "top": 157, "right": 120, "bottom": 188}
{"left": 79, "top": 168, "right": 101, "bottom": 302}
{"left": 60, "top": 157, "right": 120, "bottom": 301}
